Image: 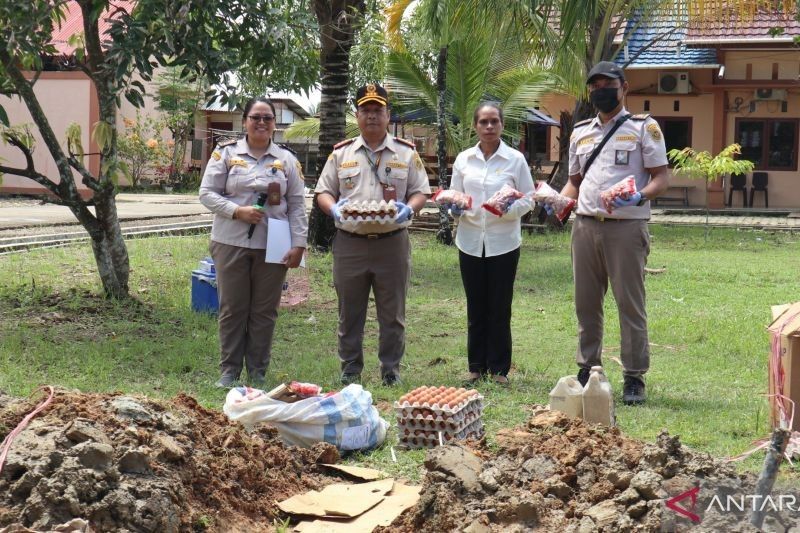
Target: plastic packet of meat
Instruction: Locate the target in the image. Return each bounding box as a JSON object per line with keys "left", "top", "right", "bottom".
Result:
{"left": 532, "top": 181, "right": 576, "bottom": 222}
{"left": 600, "top": 176, "right": 637, "bottom": 213}
{"left": 289, "top": 381, "right": 322, "bottom": 398}
{"left": 432, "top": 189, "right": 473, "bottom": 209}
{"left": 481, "top": 185, "right": 525, "bottom": 216}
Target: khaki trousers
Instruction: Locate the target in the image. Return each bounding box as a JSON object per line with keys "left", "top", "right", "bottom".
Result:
{"left": 210, "top": 241, "right": 287, "bottom": 379}
{"left": 332, "top": 230, "right": 410, "bottom": 378}
{"left": 571, "top": 217, "right": 650, "bottom": 377}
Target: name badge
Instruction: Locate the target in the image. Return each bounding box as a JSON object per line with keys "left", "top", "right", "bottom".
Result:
{"left": 383, "top": 185, "right": 397, "bottom": 202}
{"left": 615, "top": 150, "right": 629, "bottom": 165}
{"left": 267, "top": 182, "right": 281, "bottom": 205}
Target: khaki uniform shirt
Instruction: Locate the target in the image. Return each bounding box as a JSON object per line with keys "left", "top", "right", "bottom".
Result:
{"left": 314, "top": 134, "right": 431, "bottom": 234}
{"left": 568, "top": 108, "right": 668, "bottom": 219}
{"left": 199, "top": 138, "right": 308, "bottom": 249}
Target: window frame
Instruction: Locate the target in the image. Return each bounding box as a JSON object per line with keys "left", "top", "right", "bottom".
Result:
{"left": 734, "top": 118, "right": 799, "bottom": 171}
{"left": 652, "top": 116, "right": 693, "bottom": 167}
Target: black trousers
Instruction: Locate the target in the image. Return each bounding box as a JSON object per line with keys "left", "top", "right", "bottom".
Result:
{"left": 458, "top": 247, "right": 520, "bottom": 376}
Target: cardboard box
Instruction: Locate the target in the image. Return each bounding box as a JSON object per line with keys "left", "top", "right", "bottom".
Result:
{"left": 768, "top": 302, "right": 800, "bottom": 431}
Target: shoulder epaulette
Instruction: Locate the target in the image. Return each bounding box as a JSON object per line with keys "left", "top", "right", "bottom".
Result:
{"left": 218, "top": 137, "right": 239, "bottom": 147}
{"left": 630, "top": 113, "right": 650, "bottom": 120}
{"left": 574, "top": 118, "right": 592, "bottom": 127}
{"left": 278, "top": 143, "right": 297, "bottom": 155}
{"left": 334, "top": 138, "right": 356, "bottom": 150}
{"left": 395, "top": 137, "right": 417, "bottom": 150}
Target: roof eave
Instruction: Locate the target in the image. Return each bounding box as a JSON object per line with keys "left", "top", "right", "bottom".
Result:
{"left": 624, "top": 64, "right": 720, "bottom": 69}
{"left": 683, "top": 38, "right": 797, "bottom": 45}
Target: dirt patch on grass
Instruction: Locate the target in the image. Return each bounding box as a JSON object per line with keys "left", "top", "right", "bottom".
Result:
{"left": 387, "top": 408, "right": 799, "bottom": 532}
{"left": 0, "top": 389, "right": 340, "bottom": 532}
{"left": 0, "top": 289, "right": 173, "bottom": 342}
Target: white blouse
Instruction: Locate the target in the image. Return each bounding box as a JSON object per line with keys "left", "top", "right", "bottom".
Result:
{"left": 450, "top": 141, "right": 534, "bottom": 258}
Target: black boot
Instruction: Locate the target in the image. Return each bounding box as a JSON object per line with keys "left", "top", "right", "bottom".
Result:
{"left": 623, "top": 376, "right": 646, "bottom": 405}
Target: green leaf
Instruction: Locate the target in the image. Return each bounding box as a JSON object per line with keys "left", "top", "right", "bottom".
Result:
{"left": 0, "top": 105, "right": 8, "bottom": 127}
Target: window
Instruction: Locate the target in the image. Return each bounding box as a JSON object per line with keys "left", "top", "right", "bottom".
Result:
{"left": 525, "top": 123, "right": 550, "bottom": 165}
{"left": 653, "top": 117, "right": 692, "bottom": 160}
{"left": 735, "top": 119, "right": 798, "bottom": 171}
{"left": 276, "top": 107, "right": 295, "bottom": 125}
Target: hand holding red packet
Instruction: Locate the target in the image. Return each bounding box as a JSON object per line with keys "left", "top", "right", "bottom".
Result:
{"left": 600, "top": 176, "right": 637, "bottom": 213}
{"left": 532, "top": 181, "right": 576, "bottom": 222}
{"left": 481, "top": 184, "right": 524, "bottom": 216}
{"left": 432, "top": 189, "right": 473, "bottom": 209}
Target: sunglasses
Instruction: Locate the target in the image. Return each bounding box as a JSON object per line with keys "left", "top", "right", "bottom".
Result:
{"left": 248, "top": 115, "right": 275, "bottom": 123}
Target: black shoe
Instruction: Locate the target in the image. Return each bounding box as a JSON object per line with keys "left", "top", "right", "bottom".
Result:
{"left": 214, "top": 374, "right": 238, "bottom": 388}
{"left": 340, "top": 372, "right": 361, "bottom": 385}
{"left": 249, "top": 374, "right": 266, "bottom": 389}
{"left": 623, "top": 376, "right": 646, "bottom": 405}
{"left": 382, "top": 374, "right": 401, "bottom": 386}
{"left": 577, "top": 368, "right": 591, "bottom": 387}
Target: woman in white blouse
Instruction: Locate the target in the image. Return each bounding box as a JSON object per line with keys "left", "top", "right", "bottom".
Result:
{"left": 449, "top": 103, "right": 534, "bottom": 385}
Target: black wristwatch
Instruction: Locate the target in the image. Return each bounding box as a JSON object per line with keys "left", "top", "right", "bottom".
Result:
{"left": 636, "top": 193, "right": 649, "bottom": 206}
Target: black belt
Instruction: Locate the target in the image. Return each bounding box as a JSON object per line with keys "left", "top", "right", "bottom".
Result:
{"left": 337, "top": 227, "right": 406, "bottom": 240}
{"left": 577, "top": 214, "right": 625, "bottom": 222}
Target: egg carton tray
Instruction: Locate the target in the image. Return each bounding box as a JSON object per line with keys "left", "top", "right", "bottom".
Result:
{"left": 397, "top": 408, "right": 482, "bottom": 434}
{"left": 393, "top": 398, "right": 483, "bottom": 425}
{"left": 397, "top": 419, "right": 484, "bottom": 449}
{"left": 340, "top": 213, "right": 398, "bottom": 224}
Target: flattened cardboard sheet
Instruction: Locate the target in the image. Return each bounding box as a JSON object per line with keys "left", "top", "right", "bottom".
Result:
{"left": 277, "top": 478, "right": 394, "bottom": 518}
{"left": 294, "top": 483, "right": 422, "bottom": 532}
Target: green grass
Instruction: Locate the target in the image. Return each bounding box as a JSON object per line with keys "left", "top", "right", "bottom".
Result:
{"left": 2, "top": 226, "right": 799, "bottom": 480}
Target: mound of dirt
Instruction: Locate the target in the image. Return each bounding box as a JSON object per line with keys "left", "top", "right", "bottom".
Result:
{"left": 387, "top": 408, "right": 800, "bottom": 532}
{"left": 0, "top": 389, "right": 341, "bottom": 532}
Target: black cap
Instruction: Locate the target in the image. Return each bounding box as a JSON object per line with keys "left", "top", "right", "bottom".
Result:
{"left": 355, "top": 83, "right": 388, "bottom": 107}
{"left": 586, "top": 61, "right": 625, "bottom": 84}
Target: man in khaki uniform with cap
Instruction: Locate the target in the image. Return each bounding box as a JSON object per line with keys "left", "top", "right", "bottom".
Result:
{"left": 315, "top": 83, "right": 431, "bottom": 386}
{"left": 560, "top": 61, "right": 669, "bottom": 405}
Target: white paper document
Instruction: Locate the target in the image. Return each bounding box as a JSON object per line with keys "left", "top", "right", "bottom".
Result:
{"left": 265, "top": 218, "right": 305, "bottom": 267}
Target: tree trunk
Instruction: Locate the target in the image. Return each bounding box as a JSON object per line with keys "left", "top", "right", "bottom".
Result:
{"left": 309, "top": 0, "right": 365, "bottom": 251}
{"left": 552, "top": 98, "right": 593, "bottom": 191}
{"left": 435, "top": 46, "right": 453, "bottom": 245}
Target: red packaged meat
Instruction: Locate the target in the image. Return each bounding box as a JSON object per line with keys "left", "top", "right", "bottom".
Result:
{"left": 600, "top": 176, "right": 637, "bottom": 213}
{"left": 289, "top": 381, "right": 322, "bottom": 397}
{"left": 532, "top": 181, "right": 576, "bottom": 222}
{"left": 481, "top": 185, "right": 524, "bottom": 216}
{"left": 432, "top": 189, "right": 473, "bottom": 209}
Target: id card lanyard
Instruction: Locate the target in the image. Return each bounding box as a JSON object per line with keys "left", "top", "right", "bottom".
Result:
{"left": 363, "top": 147, "right": 397, "bottom": 201}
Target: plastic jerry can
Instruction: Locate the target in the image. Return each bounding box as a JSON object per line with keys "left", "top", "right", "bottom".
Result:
{"left": 582, "top": 366, "right": 615, "bottom": 426}
{"left": 549, "top": 376, "right": 584, "bottom": 418}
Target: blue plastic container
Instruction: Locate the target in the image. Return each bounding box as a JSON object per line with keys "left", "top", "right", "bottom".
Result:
{"left": 191, "top": 269, "right": 219, "bottom": 314}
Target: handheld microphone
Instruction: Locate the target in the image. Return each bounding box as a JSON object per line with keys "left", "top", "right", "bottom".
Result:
{"left": 247, "top": 192, "right": 268, "bottom": 239}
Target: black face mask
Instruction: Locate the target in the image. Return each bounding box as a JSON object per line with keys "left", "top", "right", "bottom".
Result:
{"left": 590, "top": 87, "right": 621, "bottom": 113}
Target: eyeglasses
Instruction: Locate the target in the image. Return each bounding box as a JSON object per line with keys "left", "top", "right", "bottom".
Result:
{"left": 248, "top": 115, "right": 275, "bottom": 123}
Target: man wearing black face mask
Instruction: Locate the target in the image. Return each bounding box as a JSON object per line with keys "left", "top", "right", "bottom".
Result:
{"left": 560, "top": 61, "right": 669, "bottom": 406}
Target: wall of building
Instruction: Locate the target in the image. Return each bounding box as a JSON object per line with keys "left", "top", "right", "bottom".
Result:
{"left": 0, "top": 72, "right": 94, "bottom": 196}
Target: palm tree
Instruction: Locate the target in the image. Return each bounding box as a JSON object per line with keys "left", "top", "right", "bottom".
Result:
{"left": 284, "top": 112, "right": 361, "bottom": 141}
{"left": 387, "top": 0, "right": 552, "bottom": 243}
{"left": 309, "top": 0, "right": 368, "bottom": 250}
{"left": 387, "top": 30, "right": 562, "bottom": 153}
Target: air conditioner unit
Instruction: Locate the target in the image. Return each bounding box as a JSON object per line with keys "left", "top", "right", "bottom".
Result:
{"left": 658, "top": 72, "right": 690, "bottom": 94}
{"left": 753, "top": 89, "right": 787, "bottom": 101}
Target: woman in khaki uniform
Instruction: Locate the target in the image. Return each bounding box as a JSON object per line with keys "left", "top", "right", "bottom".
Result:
{"left": 199, "top": 97, "right": 307, "bottom": 388}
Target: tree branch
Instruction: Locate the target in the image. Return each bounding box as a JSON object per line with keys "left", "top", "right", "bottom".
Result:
{"left": 0, "top": 135, "right": 61, "bottom": 196}
{"left": 67, "top": 155, "right": 101, "bottom": 192}
{"left": 0, "top": 164, "right": 52, "bottom": 188}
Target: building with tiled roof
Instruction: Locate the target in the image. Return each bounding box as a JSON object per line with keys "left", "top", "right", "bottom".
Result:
{"left": 538, "top": 6, "right": 800, "bottom": 209}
